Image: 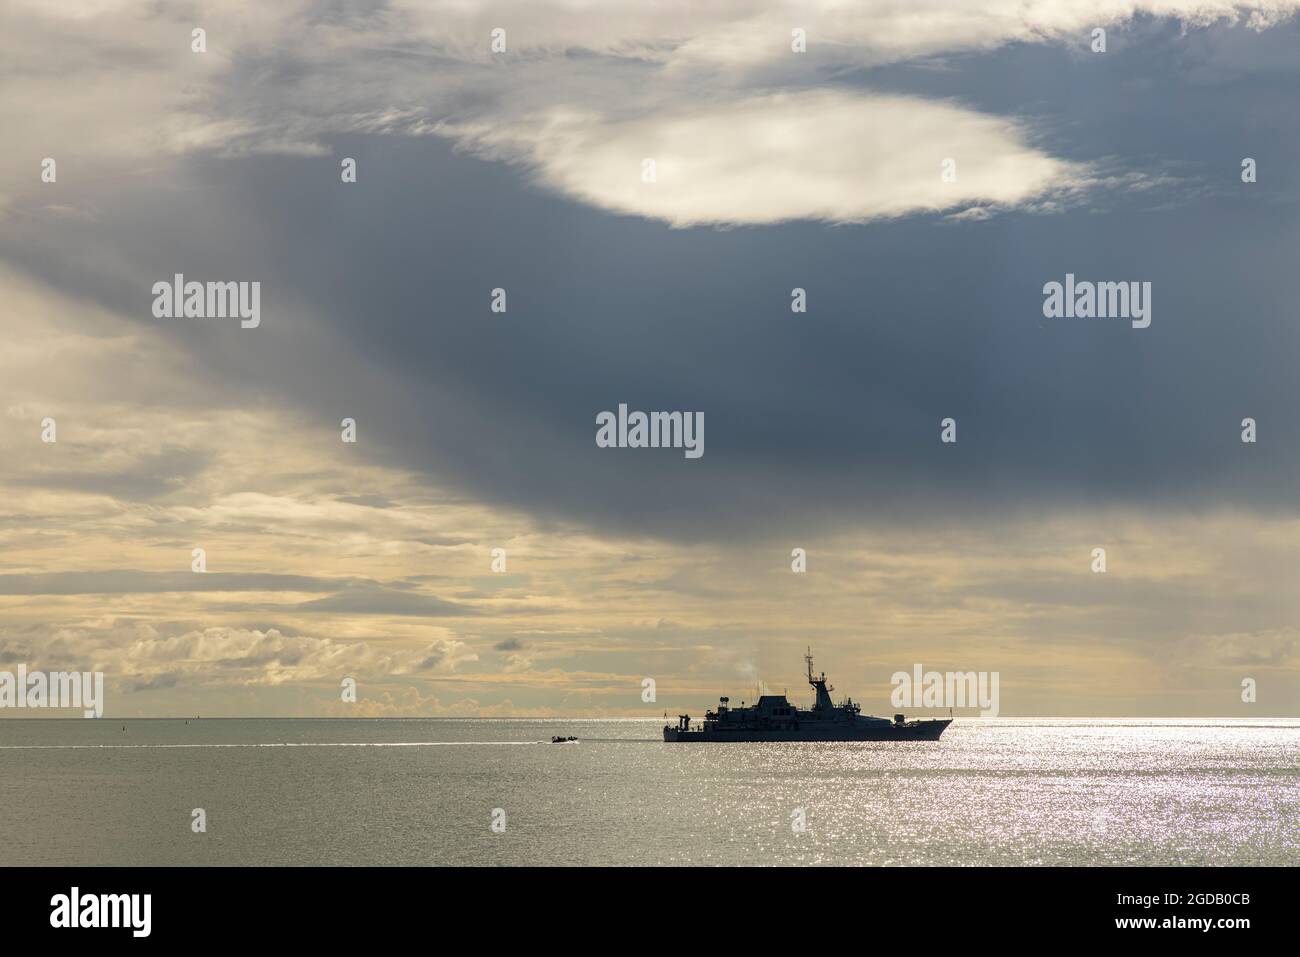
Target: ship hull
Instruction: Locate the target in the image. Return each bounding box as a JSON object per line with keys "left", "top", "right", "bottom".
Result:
{"left": 662, "top": 718, "right": 951, "bottom": 742}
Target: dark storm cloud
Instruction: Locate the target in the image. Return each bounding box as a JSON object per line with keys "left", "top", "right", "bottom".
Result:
{"left": 3, "top": 21, "right": 1299, "bottom": 543}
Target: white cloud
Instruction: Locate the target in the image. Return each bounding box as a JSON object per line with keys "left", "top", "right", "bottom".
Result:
{"left": 389, "top": 1, "right": 1298, "bottom": 70}
{"left": 443, "top": 90, "right": 1088, "bottom": 226}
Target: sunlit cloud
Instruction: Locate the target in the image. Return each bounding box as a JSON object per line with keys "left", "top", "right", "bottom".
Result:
{"left": 444, "top": 90, "right": 1088, "bottom": 226}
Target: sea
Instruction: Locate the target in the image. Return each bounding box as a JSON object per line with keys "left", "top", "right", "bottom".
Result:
{"left": 0, "top": 717, "right": 1295, "bottom": 866}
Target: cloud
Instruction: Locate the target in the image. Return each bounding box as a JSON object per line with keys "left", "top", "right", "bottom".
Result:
{"left": 290, "top": 581, "right": 474, "bottom": 617}
{"left": 0, "top": 570, "right": 349, "bottom": 596}
{"left": 412, "top": 638, "right": 479, "bottom": 672}
{"left": 3, "top": 1, "right": 1295, "bottom": 222}
{"left": 117, "top": 626, "right": 420, "bottom": 686}
{"left": 13, "top": 445, "right": 212, "bottom": 500}
{"left": 443, "top": 90, "right": 1087, "bottom": 226}
{"left": 2, "top": 621, "right": 479, "bottom": 694}
{"left": 388, "top": 1, "right": 1299, "bottom": 70}
{"left": 1179, "top": 629, "right": 1299, "bottom": 668}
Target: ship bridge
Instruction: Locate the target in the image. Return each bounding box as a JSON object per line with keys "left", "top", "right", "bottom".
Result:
{"left": 755, "top": 695, "right": 795, "bottom": 716}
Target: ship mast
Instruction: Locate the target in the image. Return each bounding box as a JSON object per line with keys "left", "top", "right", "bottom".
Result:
{"left": 804, "top": 647, "right": 834, "bottom": 711}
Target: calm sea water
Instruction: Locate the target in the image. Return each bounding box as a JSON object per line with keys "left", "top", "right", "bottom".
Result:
{"left": 0, "top": 718, "right": 1294, "bottom": 866}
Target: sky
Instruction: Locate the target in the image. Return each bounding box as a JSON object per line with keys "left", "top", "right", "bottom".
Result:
{"left": 1, "top": 0, "right": 1299, "bottom": 717}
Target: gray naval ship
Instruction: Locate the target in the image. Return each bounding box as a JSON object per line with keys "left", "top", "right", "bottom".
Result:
{"left": 663, "top": 649, "right": 951, "bottom": 742}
